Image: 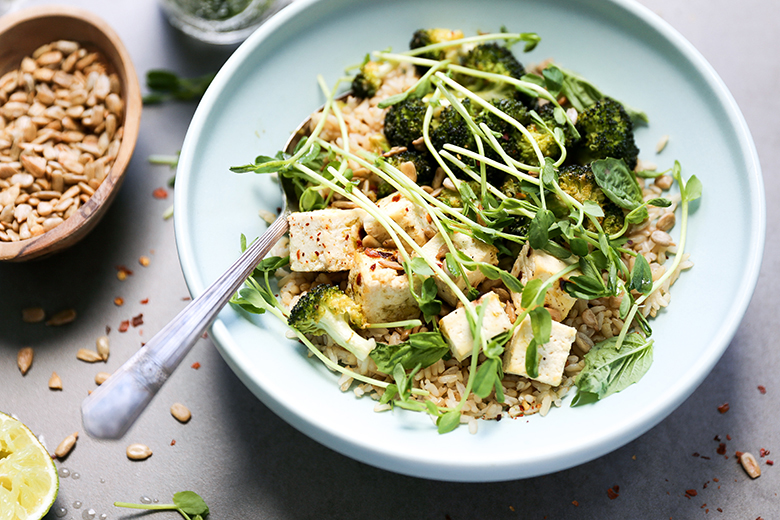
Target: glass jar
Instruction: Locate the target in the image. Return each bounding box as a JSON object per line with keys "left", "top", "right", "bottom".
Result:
{"left": 159, "top": 0, "right": 291, "bottom": 45}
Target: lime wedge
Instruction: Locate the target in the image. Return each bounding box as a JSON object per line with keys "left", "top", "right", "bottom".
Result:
{"left": 0, "top": 412, "right": 59, "bottom": 520}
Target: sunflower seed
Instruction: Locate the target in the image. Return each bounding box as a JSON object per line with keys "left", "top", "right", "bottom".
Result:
{"left": 17, "top": 347, "right": 33, "bottom": 374}
{"left": 22, "top": 306, "right": 45, "bottom": 323}
{"left": 126, "top": 443, "right": 152, "bottom": 460}
{"left": 739, "top": 451, "right": 761, "bottom": 478}
{"left": 170, "top": 403, "right": 192, "bottom": 423}
{"left": 48, "top": 371, "right": 63, "bottom": 390}
{"left": 46, "top": 308, "right": 76, "bottom": 326}
{"left": 96, "top": 335, "right": 110, "bottom": 361}
{"left": 94, "top": 371, "right": 110, "bottom": 385}
{"left": 54, "top": 432, "right": 78, "bottom": 459}
{"left": 76, "top": 348, "right": 102, "bottom": 363}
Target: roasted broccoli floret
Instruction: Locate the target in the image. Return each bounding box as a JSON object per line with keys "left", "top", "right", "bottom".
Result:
{"left": 429, "top": 100, "right": 478, "bottom": 155}
{"left": 410, "top": 28, "right": 465, "bottom": 62}
{"left": 351, "top": 60, "right": 384, "bottom": 99}
{"left": 458, "top": 43, "right": 525, "bottom": 81}
{"left": 436, "top": 187, "right": 463, "bottom": 208}
{"left": 498, "top": 175, "right": 524, "bottom": 199}
{"left": 573, "top": 98, "right": 639, "bottom": 169}
{"left": 557, "top": 164, "right": 625, "bottom": 235}
{"left": 384, "top": 149, "right": 436, "bottom": 185}
{"left": 288, "top": 284, "right": 376, "bottom": 361}
{"left": 383, "top": 97, "right": 428, "bottom": 147}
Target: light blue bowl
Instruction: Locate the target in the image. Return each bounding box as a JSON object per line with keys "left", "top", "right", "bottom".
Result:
{"left": 174, "top": 0, "right": 764, "bottom": 481}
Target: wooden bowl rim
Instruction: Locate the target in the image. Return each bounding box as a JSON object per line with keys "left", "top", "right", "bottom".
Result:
{"left": 0, "top": 4, "right": 142, "bottom": 261}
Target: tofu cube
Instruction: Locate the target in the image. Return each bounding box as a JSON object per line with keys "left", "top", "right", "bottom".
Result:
{"left": 511, "top": 247, "right": 578, "bottom": 320}
{"left": 362, "top": 193, "right": 436, "bottom": 249}
{"left": 439, "top": 292, "right": 511, "bottom": 362}
{"left": 347, "top": 249, "right": 420, "bottom": 324}
{"left": 417, "top": 232, "right": 499, "bottom": 306}
{"left": 502, "top": 317, "right": 577, "bottom": 386}
{"left": 288, "top": 209, "right": 363, "bottom": 272}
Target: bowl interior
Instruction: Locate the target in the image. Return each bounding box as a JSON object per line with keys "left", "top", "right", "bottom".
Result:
{"left": 0, "top": 6, "right": 141, "bottom": 261}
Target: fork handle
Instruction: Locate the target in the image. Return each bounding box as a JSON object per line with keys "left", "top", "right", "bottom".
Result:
{"left": 81, "top": 210, "right": 290, "bottom": 439}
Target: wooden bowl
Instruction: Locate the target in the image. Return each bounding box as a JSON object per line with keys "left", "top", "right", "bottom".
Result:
{"left": 0, "top": 5, "right": 141, "bottom": 261}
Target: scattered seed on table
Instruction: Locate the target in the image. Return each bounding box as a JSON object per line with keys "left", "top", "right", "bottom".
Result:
{"left": 118, "top": 320, "right": 129, "bottom": 332}
{"left": 140, "top": 298, "right": 149, "bottom": 304}
{"left": 48, "top": 371, "right": 63, "bottom": 390}
{"left": 758, "top": 385, "right": 767, "bottom": 394}
{"left": 76, "top": 348, "right": 102, "bottom": 363}
{"left": 740, "top": 452, "right": 761, "bottom": 479}
{"left": 114, "top": 296, "right": 124, "bottom": 306}
{"left": 126, "top": 443, "right": 152, "bottom": 460}
{"left": 170, "top": 403, "right": 191, "bottom": 423}
{"left": 139, "top": 255, "right": 150, "bottom": 267}
{"left": 718, "top": 402, "right": 730, "bottom": 414}
{"left": 46, "top": 309, "right": 76, "bottom": 326}
{"left": 96, "top": 335, "right": 110, "bottom": 361}
{"left": 55, "top": 432, "right": 78, "bottom": 459}
{"left": 22, "top": 307, "right": 45, "bottom": 323}
{"left": 17, "top": 347, "right": 33, "bottom": 375}
{"left": 191, "top": 362, "right": 201, "bottom": 370}
{"left": 95, "top": 372, "right": 110, "bottom": 385}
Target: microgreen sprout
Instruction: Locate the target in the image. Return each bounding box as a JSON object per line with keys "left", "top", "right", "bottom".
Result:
{"left": 115, "top": 491, "right": 209, "bottom": 520}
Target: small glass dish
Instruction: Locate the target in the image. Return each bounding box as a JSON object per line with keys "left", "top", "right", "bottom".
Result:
{"left": 159, "top": 0, "right": 291, "bottom": 45}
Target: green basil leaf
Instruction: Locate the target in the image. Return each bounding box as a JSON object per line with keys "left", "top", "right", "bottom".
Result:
{"left": 572, "top": 334, "right": 653, "bottom": 405}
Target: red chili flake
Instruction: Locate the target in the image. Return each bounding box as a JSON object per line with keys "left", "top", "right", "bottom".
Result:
{"left": 201, "top": 332, "right": 208, "bottom": 339}
{"left": 571, "top": 500, "right": 579, "bottom": 507}
{"left": 171, "top": 439, "right": 176, "bottom": 446}
{"left": 114, "top": 296, "right": 124, "bottom": 306}
{"left": 693, "top": 452, "right": 701, "bottom": 457}
{"left": 713, "top": 478, "right": 719, "bottom": 482}
{"left": 735, "top": 451, "right": 744, "bottom": 458}
{"left": 760, "top": 448, "right": 770, "bottom": 457}
{"left": 701, "top": 504, "right": 706, "bottom": 508}
{"left": 767, "top": 460, "right": 774, "bottom": 466}
{"left": 686, "top": 489, "right": 698, "bottom": 497}
{"left": 726, "top": 434, "right": 732, "bottom": 441}
{"left": 140, "top": 298, "right": 149, "bottom": 304}
{"left": 717, "top": 402, "right": 730, "bottom": 413}
{"left": 701, "top": 456, "right": 711, "bottom": 460}
{"left": 716, "top": 443, "right": 726, "bottom": 455}
{"left": 191, "top": 362, "right": 201, "bottom": 369}
{"left": 717, "top": 508, "right": 723, "bottom": 512}
{"left": 714, "top": 435, "right": 721, "bottom": 442}
{"left": 607, "top": 488, "right": 619, "bottom": 500}
{"left": 152, "top": 187, "right": 168, "bottom": 199}
{"left": 182, "top": 296, "right": 192, "bottom": 301}
{"left": 613, "top": 485, "right": 619, "bottom": 493}
{"left": 509, "top": 506, "right": 515, "bottom": 512}
{"left": 118, "top": 320, "right": 129, "bottom": 332}
{"left": 105, "top": 325, "right": 111, "bottom": 334}
{"left": 131, "top": 313, "right": 144, "bottom": 327}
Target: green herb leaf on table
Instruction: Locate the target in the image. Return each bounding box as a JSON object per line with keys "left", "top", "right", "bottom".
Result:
{"left": 115, "top": 491, "right": 209, "bottom": 520}
{"left": 144, "top": 69, "right": 216, "bottom": 104}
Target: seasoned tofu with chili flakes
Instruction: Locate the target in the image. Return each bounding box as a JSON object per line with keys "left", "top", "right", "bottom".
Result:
{"left": 362, "top": 192, "right": 437, "bottom": 249}
{"left": 288, "top": 208, "right": 364, "bottom": 272}
{"left": 347, "top": 248, "right": 420, "bottom": 323}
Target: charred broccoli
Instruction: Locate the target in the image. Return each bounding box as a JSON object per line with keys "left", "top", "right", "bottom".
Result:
{"left": 557, "top": 164, "right": 625, "bottom": 235}
{"left": 352, "top": 60, "right": 384, "bottom": 99}
{"left": 383, "top": 97, "right": 428, "bottom": 147}
{"left": 384, "top": 149, "right": 436, "bottom": 185}
{"left": 409, "top": 28, "right": 465, "bottom": 63}
{"left": 288, "top": 284, "right": 376, "bottom": 361}
{"left": 573, "top": 98, "right": 639, "bottom": 169}
{"left": 429, "top": 100, "right": 478, "bottom": 154}
{"left": 460, "top": 43, "right": 525, "bottom": 79}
